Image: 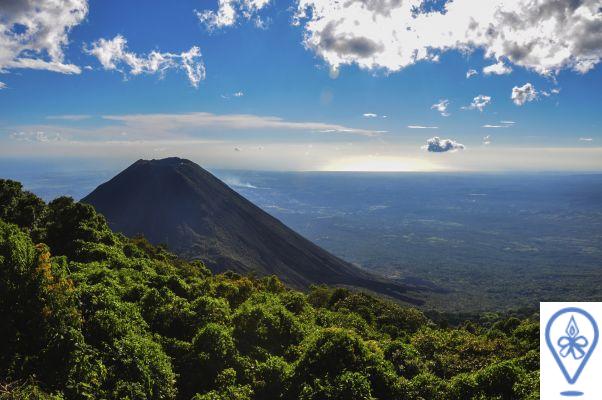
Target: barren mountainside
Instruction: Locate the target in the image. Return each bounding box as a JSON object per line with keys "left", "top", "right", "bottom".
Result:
{"left": 83, "top": 157, "right": 424, "bottom": 303}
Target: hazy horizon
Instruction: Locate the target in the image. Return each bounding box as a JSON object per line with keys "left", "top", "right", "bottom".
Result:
{"left": 3, "top": 161, "right": 601, "bottom": 312}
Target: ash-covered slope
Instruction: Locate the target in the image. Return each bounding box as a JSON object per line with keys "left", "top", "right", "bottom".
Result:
{"left": 83, "top": 157, "right": 424, "bottom": 303}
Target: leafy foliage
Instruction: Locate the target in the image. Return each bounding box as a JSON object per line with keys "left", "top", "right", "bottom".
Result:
{"left": 0, "top": 179, "right": 539, "bottom": 399}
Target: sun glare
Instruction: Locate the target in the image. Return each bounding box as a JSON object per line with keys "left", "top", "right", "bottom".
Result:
{"left": 321, "top": 156, "right": 443, "bottom": 172}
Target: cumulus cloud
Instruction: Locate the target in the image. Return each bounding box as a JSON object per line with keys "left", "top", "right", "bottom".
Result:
{"left": 408, "top": 125, "right": 438, "bottom": 129}
{"left": 294, "top": 0, "right": 602, "bottom": 76}
{"left": 463, "top": 95, "right": 491, "bottom": 112}
{"left": 466, "top": 69, "right": 478, "bottom": 79}
{"left": 10, "top": 131, "right": 62, "bottom": 142}
{"left": 85, "top": 35, "right": 206, "bottom": 87}
{"left": 483, "top": 135, "right": 492, "bottom": 145}
{"left": 512, "top": 83, "right": 538, "bottom": 106}
{"left": 0, "top": 0, "right": 87, "bottom": 75}
{"left": 483, "top": 60, "right": 512, "bottom": 75}
{"left": 431, "top": 99, "right": 450, "bottom": 117}
{"left": 422, "top": 136, "right": 465, "bottom": 153}
{"left": 363, "top": 113, "right": 378, "bottom": 118}
{"left": 0, "top": 82, "right": 6, "bottom": 90}
{"left": 196, "top": 0, "right": 271, "bottom": 30}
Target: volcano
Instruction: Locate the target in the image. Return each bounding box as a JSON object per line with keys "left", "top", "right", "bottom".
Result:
{"left": 83, "top": 157, "right": 423, "bottom": 303}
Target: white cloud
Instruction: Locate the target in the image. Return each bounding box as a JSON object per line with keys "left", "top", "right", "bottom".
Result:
{"left": 196, "top": 0, "right": 271, "bottom": 30}
{"left": 180, "top": 47, "right": 206, "bottom": 87}
{"left": 482, "top": 60, "right": 512, "bottom": 75}
{"left": 463, "top": 95, "right": 491, "bottom": 112}
{"left": 500, "top": 120, "right": 515, "bottom": 124}
{"left": 294, "top": 0, "right": 602, "bottom": 75}
{"left": 466, "top": 69, "right": 478, "bottom": 79}
{"left": 47, "top": 114, "right": 92, "bottom": 121}
{"left": 541, "top": 87, "right": 561, "bottom": 97}
{"left": 197, "top": 0, "right": 237, "bottom": 30}
{"left": 431, "top": 99, "right": 450, "bottom": 117}
{"left": 254, "top": 16, "right": 271, "bottom": 30}
{"left": 4, "top": 112, "right": 383, "bottom": 149}
{"left": 222, "top": 176, "right": 258, "bottom": 189}
{"left": 408, "top": 125, "right": 438, "bottom": 129}
{"left": 101, "top": 112, "right": 383, "bottom": 137}
{"left": 222, "top": 90, "right": 245, "bottom": 99}
{"left": 482, "top": 124, "right": 506, "bottom": 128}
{"left": 363, "top": 113, "right": 378, "bottom": 118}
{"left": 422, "top": 136, "right": 465, "bottom": 153}
{"left": 0, "top": 0, "right": 87, "bottom": 75}
{"left": 85, "top": 35, "right": 206, "bottom": 88}
{"left": 512, "top": 83, "right": 538, "bottom": 106}
{"left": 10, "top": 131, "right": 62, "bottom": 142}
{"left": 0, "top": 82, "right": 6, "bottom": 90}
{"left": 579, "top": 137, "right": 594, "bottom": 142}
{"left": 483, "top": 135, "right": 492, "bottom": 145}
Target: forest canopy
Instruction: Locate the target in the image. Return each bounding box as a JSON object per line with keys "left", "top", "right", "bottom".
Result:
{"left": 0, "top": 179, "right": 539, "bottom": 399}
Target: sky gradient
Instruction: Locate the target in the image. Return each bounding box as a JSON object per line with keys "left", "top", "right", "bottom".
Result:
{"left": 1, "top": 0, "right": 601, "bottom": 171}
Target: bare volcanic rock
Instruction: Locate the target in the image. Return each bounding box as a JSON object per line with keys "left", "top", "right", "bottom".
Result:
{"left": 83, "top": 157, "right": 424, "bottom": 303}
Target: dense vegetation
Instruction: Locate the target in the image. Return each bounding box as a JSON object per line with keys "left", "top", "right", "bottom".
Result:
{"left": 0, "top": 179, "right": 539, "bottom": 399}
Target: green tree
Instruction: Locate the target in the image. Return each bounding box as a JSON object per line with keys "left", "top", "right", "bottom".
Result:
{"left": 233, "top": 296, "right": 304, "bottom": 358}
{"left": 0, "top": 180, "right": 46, "bottom": 230}
{"left": 40, "top": 197, "right": 115, "bottom": 260}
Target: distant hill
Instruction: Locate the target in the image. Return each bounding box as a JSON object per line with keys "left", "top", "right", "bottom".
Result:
{"left": 83, "top": 157, "right": 424, "bottom": 303}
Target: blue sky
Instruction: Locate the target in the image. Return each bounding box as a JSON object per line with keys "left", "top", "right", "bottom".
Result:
{"left": 0, "top": 0, "right": 601, "bottom": 171}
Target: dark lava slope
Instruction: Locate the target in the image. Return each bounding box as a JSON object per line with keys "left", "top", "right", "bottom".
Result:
{"left": 83, "top": 157, "right": 425, "bottom": 303}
